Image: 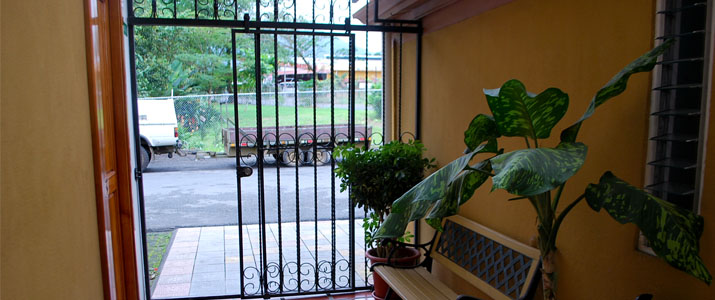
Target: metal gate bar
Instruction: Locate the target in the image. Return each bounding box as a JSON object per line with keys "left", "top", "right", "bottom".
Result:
{"left": 232, "top": 27, "right": 361, "bottom": 298}
{"left": 128, "top": 1, "right": 424, "bottom": 299}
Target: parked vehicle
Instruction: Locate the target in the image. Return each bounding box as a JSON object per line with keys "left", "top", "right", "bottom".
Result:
{"left": 138, "top": 98, "right": 181, "bottom": 171}
{"left": 222, "top": 125, "right": 372, "bottom": 166}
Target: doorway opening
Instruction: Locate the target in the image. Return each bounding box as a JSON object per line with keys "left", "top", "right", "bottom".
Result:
{"left": 126, "top": 1, "right": 421, "bottom": 298}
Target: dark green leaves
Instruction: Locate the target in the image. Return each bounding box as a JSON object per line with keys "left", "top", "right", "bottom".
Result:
{"left": 464, "top": 114, "right": 500, "bottom": 152}
{"left": 491, "top": 142, "right": 587, "bottom": 196}
{"left": 335, "top": 140, "right": 434, "bottom": 218}
{"left": 485, "top": 80, "right": 568, "bottom": 140}
{"left": 561, "top": 40, "right": 674, "bottom": 142}
{"left": 374, "top": 147, "right": 490, "bottom": 239}
{"left": 585, "top": 172, "right": 711, "bottom": 284}
{"left": 425, "top": 161, "right": 492, "bottom": 230}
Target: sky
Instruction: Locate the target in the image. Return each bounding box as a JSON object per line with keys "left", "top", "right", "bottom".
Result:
{"left": 283, "top": 0, "right": 383, "bottom": 54}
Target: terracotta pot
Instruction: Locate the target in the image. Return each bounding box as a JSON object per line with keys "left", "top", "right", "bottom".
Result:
{"left": 366, "top": 247, "right": 421, "bottom": 300}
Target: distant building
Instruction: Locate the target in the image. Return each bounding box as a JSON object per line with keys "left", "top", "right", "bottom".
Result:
{"left": 273, "top": 56, "right": 383, "bottom": 89}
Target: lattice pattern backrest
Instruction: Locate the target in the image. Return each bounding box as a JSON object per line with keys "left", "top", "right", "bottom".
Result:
{"left": 435, "top": 220, "right": 534, "bottom": 300}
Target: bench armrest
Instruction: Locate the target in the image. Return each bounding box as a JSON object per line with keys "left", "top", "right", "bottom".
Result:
{"left": 456, "top": 295, "right": 484, "bottom": 300}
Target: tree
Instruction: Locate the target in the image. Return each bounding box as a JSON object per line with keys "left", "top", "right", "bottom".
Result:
{"left": 133, "top": 0, "right": 269, "bottom": 97}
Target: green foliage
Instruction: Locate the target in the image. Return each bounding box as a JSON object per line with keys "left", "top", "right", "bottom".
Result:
{"left": 484, "top": 80, "right": 568, "bottom": 140}
{"left": 375, "top": 41, "right": 711, "bottom": 285}
{"left": 147, "top": 231, "right": 173, "bottom": 286}
{"left": 134, "top": 25, "right": 270, "bottom": 97}
{"left": 336, "top": 140, "right": 433, "bottom": 258}
{"left": 375, "top": 145, "right": 491, "bottom": 237}
{"left": 363, "top": 212, "right": 413, "bottom": 256}
{"left": 585, "top": 172, "right": 711, "bottom": 284}
{"left": 133, "top": 0, "right": 263, "bottom": 97}
{"left": 175, "top": 98, "right": 222, "bottom": 136}
{"left": 463, "top": 114, "right": 500, "bottom": 152}
{"left": 490, "top": 142, "right": 587, "bottom": 196}
{"left": 335, "top": 140, "right": 435, "bottom": 218}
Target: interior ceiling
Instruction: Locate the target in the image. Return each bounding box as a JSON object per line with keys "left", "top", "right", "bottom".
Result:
{"left": 353, "top": 0, "right": 461, "bottom": 24}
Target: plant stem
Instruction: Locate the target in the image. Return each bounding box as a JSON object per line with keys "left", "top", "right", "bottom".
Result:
{"left": 539, "top": 194, "right": 585, "bottom": 300}
{"left": 524, "top": 137, "right": 531, "bottom": 148}
{"left": 541, "top": 251, "right": 557, "bottom": 300}
{"left": 533, "top": 137, "right": 539, "bottom": 148}
{"left": 548, "top": 194, "right": 585, "bottom": 251}
{"left": 535, "top": 191, "right": 556, "bottom": 300}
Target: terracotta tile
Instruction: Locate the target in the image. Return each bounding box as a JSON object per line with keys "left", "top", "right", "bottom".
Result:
{"left": 161, "top": 265, "right": 194, "bottom": 276}
{"left": 156, "top": 273, "right": 192, "bottom": 285}
{"left": 163, "top": 259, "right": 195, "bottom": 269}
{"left": 152, "top": 282, "right": 190, "bottom": 298}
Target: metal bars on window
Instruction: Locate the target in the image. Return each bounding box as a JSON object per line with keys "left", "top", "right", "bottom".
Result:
{"left": 647, "top": 0, "right": 713, "bottom": 212}
{"left": 127, "top": 1, "right": 423, "bottom": 300}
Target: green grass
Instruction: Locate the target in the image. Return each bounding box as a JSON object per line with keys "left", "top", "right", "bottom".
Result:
{"left": 147, "top": 231, "right": 173, "bottom": 287}
{"left": 179, "top": 123, "right": 226, "bottom": 153}
{"left": 221, "top": 104, "right": 375, "bottom": 128}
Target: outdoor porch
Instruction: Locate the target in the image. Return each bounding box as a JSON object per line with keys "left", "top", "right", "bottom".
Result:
{"left": 152, "top": 220, "right": 370, "bottom": 298}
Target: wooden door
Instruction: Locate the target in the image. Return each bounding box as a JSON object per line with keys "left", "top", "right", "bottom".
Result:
{"left": 84, "top": 0, "right": 139, "bottom": 299}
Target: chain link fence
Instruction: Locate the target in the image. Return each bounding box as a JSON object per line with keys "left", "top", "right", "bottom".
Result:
{"left": 140, "top": 89, "right": 383, "bottom": 153}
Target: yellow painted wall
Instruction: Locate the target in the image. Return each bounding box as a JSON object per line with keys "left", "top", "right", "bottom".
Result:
{"left": 1, "top": 1, "right": 105, "bottom": 299}
{"left": 399, "top": 0, "right": 715, "bottom": 298}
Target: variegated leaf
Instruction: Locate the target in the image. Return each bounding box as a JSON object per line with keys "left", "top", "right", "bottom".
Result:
{"left": 485, "top": 80, "right": 568, "bottom": 139}
{"left": 424, "top": 161, "right": 492, "bottom": 231}
{"left": 585, "top": 172, "right": 712, "bottom": 284}
{"left": 374, "top": 146, "right": 490, "bottom": 239}
{"left": 561, "top": 40, "right": 673, "bottom": 142}
{"left": 464, "top": 114, "right": 500, "bottom": 152}
{"left": 491, "top": 142, "right": 587, "bottom": 196}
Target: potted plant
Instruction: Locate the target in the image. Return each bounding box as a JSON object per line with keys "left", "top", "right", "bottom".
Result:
{"left": 373, "top": 39, "right": 711, "bottom": 300}
{"left": 335, "top": 140, "right": 435, "bottom": 300}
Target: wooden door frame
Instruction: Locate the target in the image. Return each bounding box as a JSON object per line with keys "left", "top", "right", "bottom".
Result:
{"left": 84, "top": 0, "right": 141, "bottom": 299}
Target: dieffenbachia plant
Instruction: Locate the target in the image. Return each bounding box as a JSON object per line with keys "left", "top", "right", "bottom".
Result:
{"left": 374, "top": 39, "right": 711, "bottom": 299}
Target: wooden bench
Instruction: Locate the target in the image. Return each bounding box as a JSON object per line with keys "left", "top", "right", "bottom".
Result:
{"left": 372, "top": 215, "right": 541, "bottom": 300}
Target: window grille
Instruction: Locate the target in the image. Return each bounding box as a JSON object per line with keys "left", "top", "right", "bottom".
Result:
{"left": 646, "top": 0, "right": 712, "bottom": 213}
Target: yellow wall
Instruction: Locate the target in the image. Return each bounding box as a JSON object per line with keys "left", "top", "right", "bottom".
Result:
{"left": 400, "top": 0, "right": 715, "bottom": 298}
{"left": 1, "top": 1, "right": 105, "bottom": 299}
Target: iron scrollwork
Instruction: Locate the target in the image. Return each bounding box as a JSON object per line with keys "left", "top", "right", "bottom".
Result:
{"left": 239, "top": 259, "right": 362, "bottom": 297}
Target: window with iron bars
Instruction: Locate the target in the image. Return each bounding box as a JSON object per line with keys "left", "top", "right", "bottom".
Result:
{"left": 642, "top": 0, "right": 713, "bottom": 252}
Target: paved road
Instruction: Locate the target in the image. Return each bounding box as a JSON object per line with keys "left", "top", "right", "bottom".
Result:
{"left": 142, "top": 155, "right": 365, "bottom": 231}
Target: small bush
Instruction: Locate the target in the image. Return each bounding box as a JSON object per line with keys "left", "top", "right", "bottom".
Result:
{"left": 335, "top": 140, "right": 435, "bottom": 219}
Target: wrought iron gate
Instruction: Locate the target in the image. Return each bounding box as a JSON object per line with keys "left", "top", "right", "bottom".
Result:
{"left": 231, "top": 28, "right": 361, "bottom": 298}
{"left": 127, "top": 1, "right": 422, "bottom": 299}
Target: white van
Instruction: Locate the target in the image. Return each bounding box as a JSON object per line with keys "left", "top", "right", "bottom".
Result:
{"left": 138, "top": 98, "right": 181, "bottom": 171}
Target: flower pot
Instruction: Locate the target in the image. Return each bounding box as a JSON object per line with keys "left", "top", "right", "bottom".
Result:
{"left": 366, "top": 247, "right": 421, "bottom": 300}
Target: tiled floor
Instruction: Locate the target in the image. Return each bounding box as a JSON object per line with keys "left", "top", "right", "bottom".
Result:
{"left": 152, "top": 219, "right": 371, "bottom": 298}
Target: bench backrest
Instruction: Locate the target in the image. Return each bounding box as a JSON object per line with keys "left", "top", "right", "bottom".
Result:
{"left": 431, "top": 215, "right": 541, "bottom": 300}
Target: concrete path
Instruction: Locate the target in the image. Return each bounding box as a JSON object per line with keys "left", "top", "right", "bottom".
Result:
{"left": 152, "top": 219, "right": 370, "bottom": 298}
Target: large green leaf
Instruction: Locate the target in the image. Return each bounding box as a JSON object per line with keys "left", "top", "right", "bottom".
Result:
{"left": 373, "top": 147, "right": 491, "bottom": 239}
{"left": 585, "top": 172, "right": 712, "bottom": 284}
{"left": 491, "top": 142, "right": 587, "bottom": 196}
{"left": 425, "top": 161, "right": 492, "bottom": 230}
{"left": 561, "top": 40, "right": 673, "bottom": 142}
{"left": 464, "top": 114, "right": 500, "bottom": 152}
{"left": 484, "top": 80, "right": 569, "bottom": 140}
